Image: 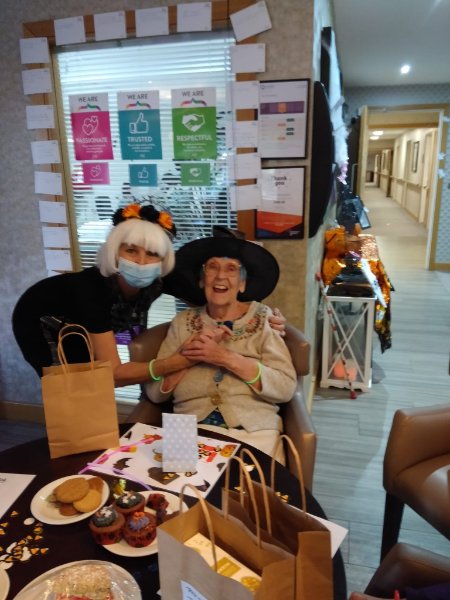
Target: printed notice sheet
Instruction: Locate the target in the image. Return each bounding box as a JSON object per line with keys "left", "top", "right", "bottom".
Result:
{"left": 83, "top": 422, "right": 240, "bottom": 498}
{"left": 0, "top": 473, "right": 35, "bottom": 519}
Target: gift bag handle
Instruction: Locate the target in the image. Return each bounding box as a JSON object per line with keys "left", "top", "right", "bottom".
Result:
{"left": 223, "top": 455, "right": 263, "bottom": 546}
{"left": 238, "top": 447, "right": 272, "bottom": 536}
{"left": 270, "top": 434, "right": 307, "bottom": 513}
{"left": 179, "top": 483, "right": 219, "bottom": 572}
{"left": 57, "top": 324, "right": 95, "bottom": 372}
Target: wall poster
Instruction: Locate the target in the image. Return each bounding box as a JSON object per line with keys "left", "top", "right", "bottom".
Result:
{"left": 258, "top": 79, "right": 309, "bottom": 159}
{"left": 118, "top": 90, "right": 162, "bottom": 160}
{"left": 69, "top": 93, "right": 113, "bottom": 160}
{"left": 171, "top": 87, "right": 217, "bottom": 160}
{"left": 256, "top": 166, "right": 305, "bottom": 239}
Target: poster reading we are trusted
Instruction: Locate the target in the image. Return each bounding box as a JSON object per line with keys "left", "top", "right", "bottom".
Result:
{"left": 117, "top": 90, "right": 162, "bottom": 160}
{"left": 171, "top": 87, "right": 217, "bottom": 160}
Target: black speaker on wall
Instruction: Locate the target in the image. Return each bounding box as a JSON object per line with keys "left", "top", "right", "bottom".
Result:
{"left": 309, "top": 81, "right": 336, "bottom": 238}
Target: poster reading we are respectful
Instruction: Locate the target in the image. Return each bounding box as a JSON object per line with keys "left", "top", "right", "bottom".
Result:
{"left": 171, "top": 87, "right": 217, "bottom": 160}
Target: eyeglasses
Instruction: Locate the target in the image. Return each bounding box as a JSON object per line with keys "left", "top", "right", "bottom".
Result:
{"left": 202, "top": 260, "right": 242, "bottom": 277}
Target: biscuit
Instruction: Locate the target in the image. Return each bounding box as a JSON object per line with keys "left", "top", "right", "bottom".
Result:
{"left": 59, "top": 502, "right": 80, "bottom": 516}
{"left": 88, "top": 476, "right": 104, "bottom": 493}
{"left": 55, "top": 477, "right": 90, "bottom": 503}
{"left": 73, "top": 489, "right": 102, "bottom": 513}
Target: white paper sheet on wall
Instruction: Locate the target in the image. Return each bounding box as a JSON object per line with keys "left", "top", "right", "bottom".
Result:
{"left": 230, "top": 44, "right": 265, "bottom": 73}
{"left": 26, "top": 105, "right": 55, "bottom": 130}
{"left": 234, "top": 152, "right": 261, "bottom": 180}
{"left": 231, "top": 183, "right": 261, "bottom": 210}
{"left": 177, "top": 2, "right": 212, "bottom": 32}
{"left": 19, "top": 37, "right": 50, "bottom": 64}
{"left": 135, "top": 7, "right": 169, "bottom": 37}
{"left": 22, "top": 68, "right": 52, "bottom": 95}
{"left": 230, "top": 1, "right": 272, "bottom": 42}
{"left": 39, "top": 200, "right": 68, "bottom": 224}
{"left": 42, "top": 226, "right": 70, "bottom": 248}
{"left": 94, "top": 11, "right": 126, "bottom": 42}
{"left": 54, "top": 16, "right": 86, "bottom": 45}
{"left": 227, "top": 80, "right": 260, "bottom": 110}
{"left": 232, "top": 121, "right": 259, "bottom": 148}
{"left": 34, "top": 171, "right": 62, "bottom": 196}
{"left": 44, "top": 249, "right": 73, "bottom": 271}
{"left": 31, "top": 140, "right": 61, "bottom": 165}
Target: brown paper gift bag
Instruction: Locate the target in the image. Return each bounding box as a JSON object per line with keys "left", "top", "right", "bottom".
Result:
{"left": 41, "top": 325, "right": 119, "bottom": 459}
{"left": 224, "top": 438, "right": 333, "bottom": 600}
{"left": 158, "top": 461, "right": 297, "bottom": 600}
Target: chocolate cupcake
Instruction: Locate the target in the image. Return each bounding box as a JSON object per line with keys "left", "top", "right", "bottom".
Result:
{"left": 123, "top": 511, "right": 157, "bottom": 548}
{"left": 89, "top": 505, "right": 124, "bottom": 545}
{"left": 146, "top": 492, "right": 169, "bottom": 525}
{"left": 113, "top": 491, "right": 145, "bottom": 516}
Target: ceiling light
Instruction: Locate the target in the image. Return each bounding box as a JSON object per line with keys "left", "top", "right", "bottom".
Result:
{"left": 370, "top": 135, "right": 380, "bottom": 140}
{"left": 372, "top": 130, "right": 384, "bottom": 136}
{"left": 400, "top": 64, "right": 411, "bottom": 74}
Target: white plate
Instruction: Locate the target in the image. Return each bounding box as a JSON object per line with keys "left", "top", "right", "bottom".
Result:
{"left": 102, "top": 490, "right": 187, "bottom": 557}
{"left": 13, "top": 560, "right": 141, "bottom": 600}
{"left": 0, "top": 569, "right": 10, "bottom": 600}
{"left": 30, "top": 475, "right": 109, "bottom": 525}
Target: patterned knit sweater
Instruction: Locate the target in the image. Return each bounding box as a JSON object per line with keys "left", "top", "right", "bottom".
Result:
{"left": 146, "top": 301, "right": 297, "bottom": 432}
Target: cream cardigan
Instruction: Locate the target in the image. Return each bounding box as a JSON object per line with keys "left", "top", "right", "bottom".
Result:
{"left": 146, "top": 301, "right": 297, "bottom": 432}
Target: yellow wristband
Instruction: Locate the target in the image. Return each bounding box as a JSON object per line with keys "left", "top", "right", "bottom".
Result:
{"left": 149, "top": 359, "right": 162, "bottom": 381}
{"left": 245, "top": 361, "right": 262, "bottom": 385}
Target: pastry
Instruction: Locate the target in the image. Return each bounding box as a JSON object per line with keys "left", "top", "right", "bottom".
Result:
{"left": 146, "top": 492, "right": 169, "bottom": 524}
{"left": 123, "top": 511, "right": 157, "bottom": 548}
{"left": 55, "top": 477, "right": 90, "bottom": 503}
{"left": 113, "top": 490, "right": 145, "bottom": 516}
{"left": 51, "top": 563, "right": 113, "bottom": 599}
{"left": 89, "top": 505, "right": 125, "bottom": 545}
{"left": 74, "top": 488, "right": 102, "bottom": 513}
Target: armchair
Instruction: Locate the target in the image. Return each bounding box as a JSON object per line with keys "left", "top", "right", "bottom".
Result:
{"left": 349, "top": 542, "right": 450, "bottom": 599}
{"left": 380, "top": 404, "right": 450, "bottom": 561}
{"left": 127, "top": 321, "right": 317, "bottom": 490}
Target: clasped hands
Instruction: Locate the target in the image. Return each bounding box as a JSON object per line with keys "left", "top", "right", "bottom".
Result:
{"left": 180, "top": 324, "right": 232, "bottom": 364}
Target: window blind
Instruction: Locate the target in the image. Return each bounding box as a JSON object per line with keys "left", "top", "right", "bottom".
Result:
{"left": 54, "top": 32, "right": 236, "bottom": 402}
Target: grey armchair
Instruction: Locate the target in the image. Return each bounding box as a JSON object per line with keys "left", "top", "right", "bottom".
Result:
{"left": 127, "top": 321, "right": 317, "bottom": 490}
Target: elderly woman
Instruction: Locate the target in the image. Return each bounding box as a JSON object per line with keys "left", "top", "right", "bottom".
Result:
{"left": 146, "top": 235, "right": 297, "bottom": 459}
{"left": 12, "top": 203, "right": 176, "bottom": 387}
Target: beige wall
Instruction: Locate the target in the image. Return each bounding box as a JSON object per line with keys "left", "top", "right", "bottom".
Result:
{"left": 0, "top": 0, "right": 331, "bottom": 410}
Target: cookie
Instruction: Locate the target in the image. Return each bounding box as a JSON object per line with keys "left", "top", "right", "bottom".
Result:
{"left": 59, "top": 502, "right": 80, "bottom": 516}
{"left": 55, "top": 477, "right": 90, "bottom": 503}
{"left": 73, "top": 489, "right": 102, "bottom": 513}
{"left": 88, "top": 476, "right": 105, "bottom": 493}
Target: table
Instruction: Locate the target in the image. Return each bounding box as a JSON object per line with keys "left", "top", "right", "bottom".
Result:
{"left": 0, "top": 428, "right": 347, "bottom": 599}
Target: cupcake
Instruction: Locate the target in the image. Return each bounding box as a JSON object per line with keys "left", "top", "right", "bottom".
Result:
{"left": 146, "top": 493, "right": 169, "bottom": 525}
{"left": 89, "top": 505, "right": 125, "bottom": 545}
{"left": 123, "top": 511, "right": 157, "bottom": 548}
{"left": 113, "top": 491, "right": 145, "bottom": 516}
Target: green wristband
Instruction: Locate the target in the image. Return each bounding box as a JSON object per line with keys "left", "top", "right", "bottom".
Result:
{"left": 245, "top": 361, "right": 262, "bottom": 385}
{"left": 149, "top": 359, "right": 162, "bottom": 381}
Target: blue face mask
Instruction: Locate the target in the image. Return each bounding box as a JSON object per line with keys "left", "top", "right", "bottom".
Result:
{"left": 118, "top": 257, "right": 161, "bottom": 288}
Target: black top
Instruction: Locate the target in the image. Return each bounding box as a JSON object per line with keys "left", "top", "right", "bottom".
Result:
{"left": 12, "top": 267, "right": 163, "bottom": 376}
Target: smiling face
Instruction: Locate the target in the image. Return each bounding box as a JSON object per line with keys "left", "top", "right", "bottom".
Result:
{"left": 201, "top": 257, "right": 246, "bottom": 309}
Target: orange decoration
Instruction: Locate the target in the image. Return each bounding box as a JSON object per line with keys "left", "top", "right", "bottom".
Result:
{"left": 122, "top": 204, "right": 142, "bottom": 219}
{"left": 158, "top": 211, "right": 173, "bottom": 230}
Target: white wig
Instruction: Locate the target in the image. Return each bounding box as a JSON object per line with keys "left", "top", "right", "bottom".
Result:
{"left": 97, "top": 218, "right": 175, "bottom": 277}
